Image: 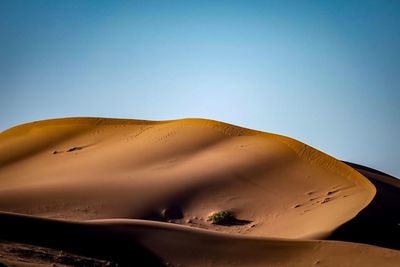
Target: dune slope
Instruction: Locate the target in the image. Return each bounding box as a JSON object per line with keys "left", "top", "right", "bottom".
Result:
{"left": 1, "top": 117, "right": 395, "bottom": 266}
{"left": 330, "top": 162, "right": 400, "bottom": 249}
{"left": 0, "top": 212, "right": 399, "bottom": 267}
{"left": 0, "top": 117, "right": 375, "bottom": 239}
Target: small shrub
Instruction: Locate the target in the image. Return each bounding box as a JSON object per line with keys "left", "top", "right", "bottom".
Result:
{"left": 208, "top": 210, "right": 234, "bottom": 225}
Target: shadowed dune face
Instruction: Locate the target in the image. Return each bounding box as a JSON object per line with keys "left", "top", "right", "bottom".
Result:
{"left": 330, "top": 162, "right": 400, "bottom": 250}
{"left": 0, "top": 212, "right": 399, "bottom": 267}
{"left": 0, "top": 117, "right": 375, "bottom": 239}
{"left": 107, "top": 220, "right": 400, "bottom": 267}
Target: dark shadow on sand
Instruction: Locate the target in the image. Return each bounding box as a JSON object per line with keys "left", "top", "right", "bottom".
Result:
{"left": 215, "top": 218, "right": 252, "bottom": 226}
{"left": 0, "top": 213, "right": 164, "bottom": 266}
{"left": 329, "top": 162, "right": 400, "bottom": 250}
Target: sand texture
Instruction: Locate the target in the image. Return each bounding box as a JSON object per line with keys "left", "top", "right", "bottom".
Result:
{"left": 0, "top": 117, "right": 398, "bottom": 266}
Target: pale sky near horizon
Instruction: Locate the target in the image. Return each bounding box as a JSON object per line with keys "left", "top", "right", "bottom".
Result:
{"left": 1, "top": 1, "right": 399, "bottom": 177}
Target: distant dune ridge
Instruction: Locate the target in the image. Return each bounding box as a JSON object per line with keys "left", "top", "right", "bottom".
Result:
{"left": 0, "top": 117, "right": 398, "bottom": 266}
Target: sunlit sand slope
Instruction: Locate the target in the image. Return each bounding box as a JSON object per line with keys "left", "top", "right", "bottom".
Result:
{"left": 0, "top": 117, "right": 375, "bottom": 239}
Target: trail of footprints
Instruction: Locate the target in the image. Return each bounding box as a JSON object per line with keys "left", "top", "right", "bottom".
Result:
{"left": 293, "top": 185, "right": 351, "bottom": 213}
{"left": 157, "top": 129, "right": 177, "bottom": 143}
{"left": 52, "top": 146, "right": 86, "bottom": 154}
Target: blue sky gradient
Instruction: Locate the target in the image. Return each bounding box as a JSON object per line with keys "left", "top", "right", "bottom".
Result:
{"left": 1, "top": 0, "right": 399, "bottom": 176}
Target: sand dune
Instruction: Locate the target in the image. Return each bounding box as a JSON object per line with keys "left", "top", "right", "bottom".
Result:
{"left": 0, "top": 117, "right": 397, "bottom": 266}
{"left": 0, "top": 212, "right": 399, "bottom": 267}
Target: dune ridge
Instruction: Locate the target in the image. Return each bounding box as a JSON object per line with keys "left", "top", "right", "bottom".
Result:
{"left": 0, "top": 211, "right": 399, "bottom": 267}
{"left": 0, "top": 117, "right": 397, "bottom": 266}
{"left": 330, "top": 162, "right": 400, "bottom": 250}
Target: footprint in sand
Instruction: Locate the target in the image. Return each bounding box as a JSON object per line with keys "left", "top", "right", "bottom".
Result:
{"left": 52, "top": 146, "right": 87, "bottom": 155}
{"left": 326, "top": 189, "right": 340, "bottom": 196}
{"left": 321, "top": 197, "right": 332, "bottom": 204}
{"left": 67, "top": 146, "right": 84, "bottom": 152}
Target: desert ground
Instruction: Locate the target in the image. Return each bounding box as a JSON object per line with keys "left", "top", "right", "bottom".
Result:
{"left": 0, "top": 117, "right": 398, "bottom": 266}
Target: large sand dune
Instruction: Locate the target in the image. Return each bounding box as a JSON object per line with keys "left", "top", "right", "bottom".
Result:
{"left": 0, "top": 117, "right": 397, "bottom": 266}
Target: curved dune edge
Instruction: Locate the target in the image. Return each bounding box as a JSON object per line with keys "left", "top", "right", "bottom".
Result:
{"left": 0, "top": 212, "right": 399, "bottom": 267}
{"left": 330, "top": 162, "right": 400, "bottom": 250}
{"left": 0, "top": 117, "right": 376, "bottom": 240}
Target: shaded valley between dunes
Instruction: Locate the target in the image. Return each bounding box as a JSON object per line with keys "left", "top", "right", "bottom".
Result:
{"left": 0, "top": 117, "right": 398, "bottom": 266}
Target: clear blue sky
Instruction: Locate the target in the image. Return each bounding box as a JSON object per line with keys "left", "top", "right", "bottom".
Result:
{"left": 1, "top": 1, "right": 399, "bottom": 177}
